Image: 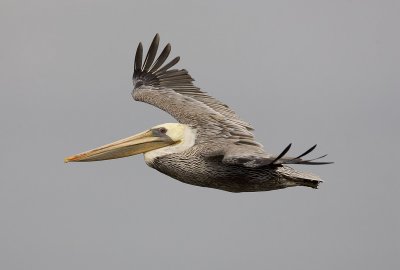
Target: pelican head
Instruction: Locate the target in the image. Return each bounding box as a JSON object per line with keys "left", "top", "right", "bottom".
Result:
{"left": 64, "top": 123, "right": 195, "bottom": 163}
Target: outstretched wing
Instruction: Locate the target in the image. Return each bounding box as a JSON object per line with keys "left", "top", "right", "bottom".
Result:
{"left": 132, "top": 34, "right": 258, "bottom": 145}
{"left": 131, "top": 34, "right": 332, "bottom": 166}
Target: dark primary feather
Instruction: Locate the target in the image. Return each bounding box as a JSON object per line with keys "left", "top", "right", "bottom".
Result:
{"left": 150, "top": 43, "right": 171, "bottom": 72}
{"left": 269, "top": 143, "right": 292, "bottom": 165}
{"left": 142, "top": 34, "right": 159, "bottom": 72}
{"left": 134, "top": 43, "right": 143, "bottom": 73}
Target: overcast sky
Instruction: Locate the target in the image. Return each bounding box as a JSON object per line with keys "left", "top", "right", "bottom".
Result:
{"left": 0, "top": 0, "right": 399, "bottom": 269}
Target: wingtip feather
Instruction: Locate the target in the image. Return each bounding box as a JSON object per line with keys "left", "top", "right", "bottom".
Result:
{"left": 150, "top": 43, "right": 171, "bottom": 72}
{"left": 143, "top": 34, "right": 160, "bottom": 72}
{"left": 269, "top": 143, "right": 292, "bottom": 165}
{"left": 134, "top": 42, "right": 143, "bottom": 72}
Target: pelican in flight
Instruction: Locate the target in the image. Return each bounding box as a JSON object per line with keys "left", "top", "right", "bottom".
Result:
{"left": 65, "top": 34, "right": 331, "bottom": 192}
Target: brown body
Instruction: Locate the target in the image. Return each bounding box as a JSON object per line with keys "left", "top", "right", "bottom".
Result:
{"left": 65, "top": 34, "right": 331, "bottom": 192}
{"left": 146, "top": 143, "right": 321, "bottom": 193}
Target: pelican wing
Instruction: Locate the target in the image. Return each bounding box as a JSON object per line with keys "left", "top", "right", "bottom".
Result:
{"left": 131, "top": 34, "right": 332, "bottom": 167}
{"left": 219, "top": 143, "right": 333, "bottom": 168}
{"left": 132, "top": 34, "right": 258, "bottom": 144}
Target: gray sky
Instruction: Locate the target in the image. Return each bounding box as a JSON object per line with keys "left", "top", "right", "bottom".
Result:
{"left": 1, "top": 0, "right": 399, "bottom": 269}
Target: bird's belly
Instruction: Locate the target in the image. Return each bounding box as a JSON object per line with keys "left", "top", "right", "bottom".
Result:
{"left": 150, "top": 155, "right": 288, "bottom": 192}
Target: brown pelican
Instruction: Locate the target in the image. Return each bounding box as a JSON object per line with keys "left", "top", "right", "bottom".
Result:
{"left": 65, "top": 34, "right": 332, "bottom": 192}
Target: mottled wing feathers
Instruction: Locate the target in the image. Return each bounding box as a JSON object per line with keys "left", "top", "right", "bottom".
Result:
{"left": 132, "top": 34, "right": 255, "bottom": 143}
{"left": 132, "top": 34, "right": 252, "bottom": 128}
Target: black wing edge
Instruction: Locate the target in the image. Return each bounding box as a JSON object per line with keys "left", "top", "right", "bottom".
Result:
{"left": 132, "top": 33, "right": 197, "bottom": 92}
{"left": 268, "top": 144, "right": 333, "bottom": 166}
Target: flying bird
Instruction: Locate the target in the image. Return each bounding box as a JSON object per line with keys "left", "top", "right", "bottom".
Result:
{"left": 65, "top": 34, "right": 332, "bottom": 192}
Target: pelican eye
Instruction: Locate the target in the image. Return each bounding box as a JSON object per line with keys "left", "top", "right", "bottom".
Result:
{"left": 159, "top": 127, "right": 167, "bottom": 134}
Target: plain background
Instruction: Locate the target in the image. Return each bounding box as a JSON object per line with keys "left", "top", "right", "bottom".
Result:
{"left": 1, "top": 0, "right": 399, "bottom": 269}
